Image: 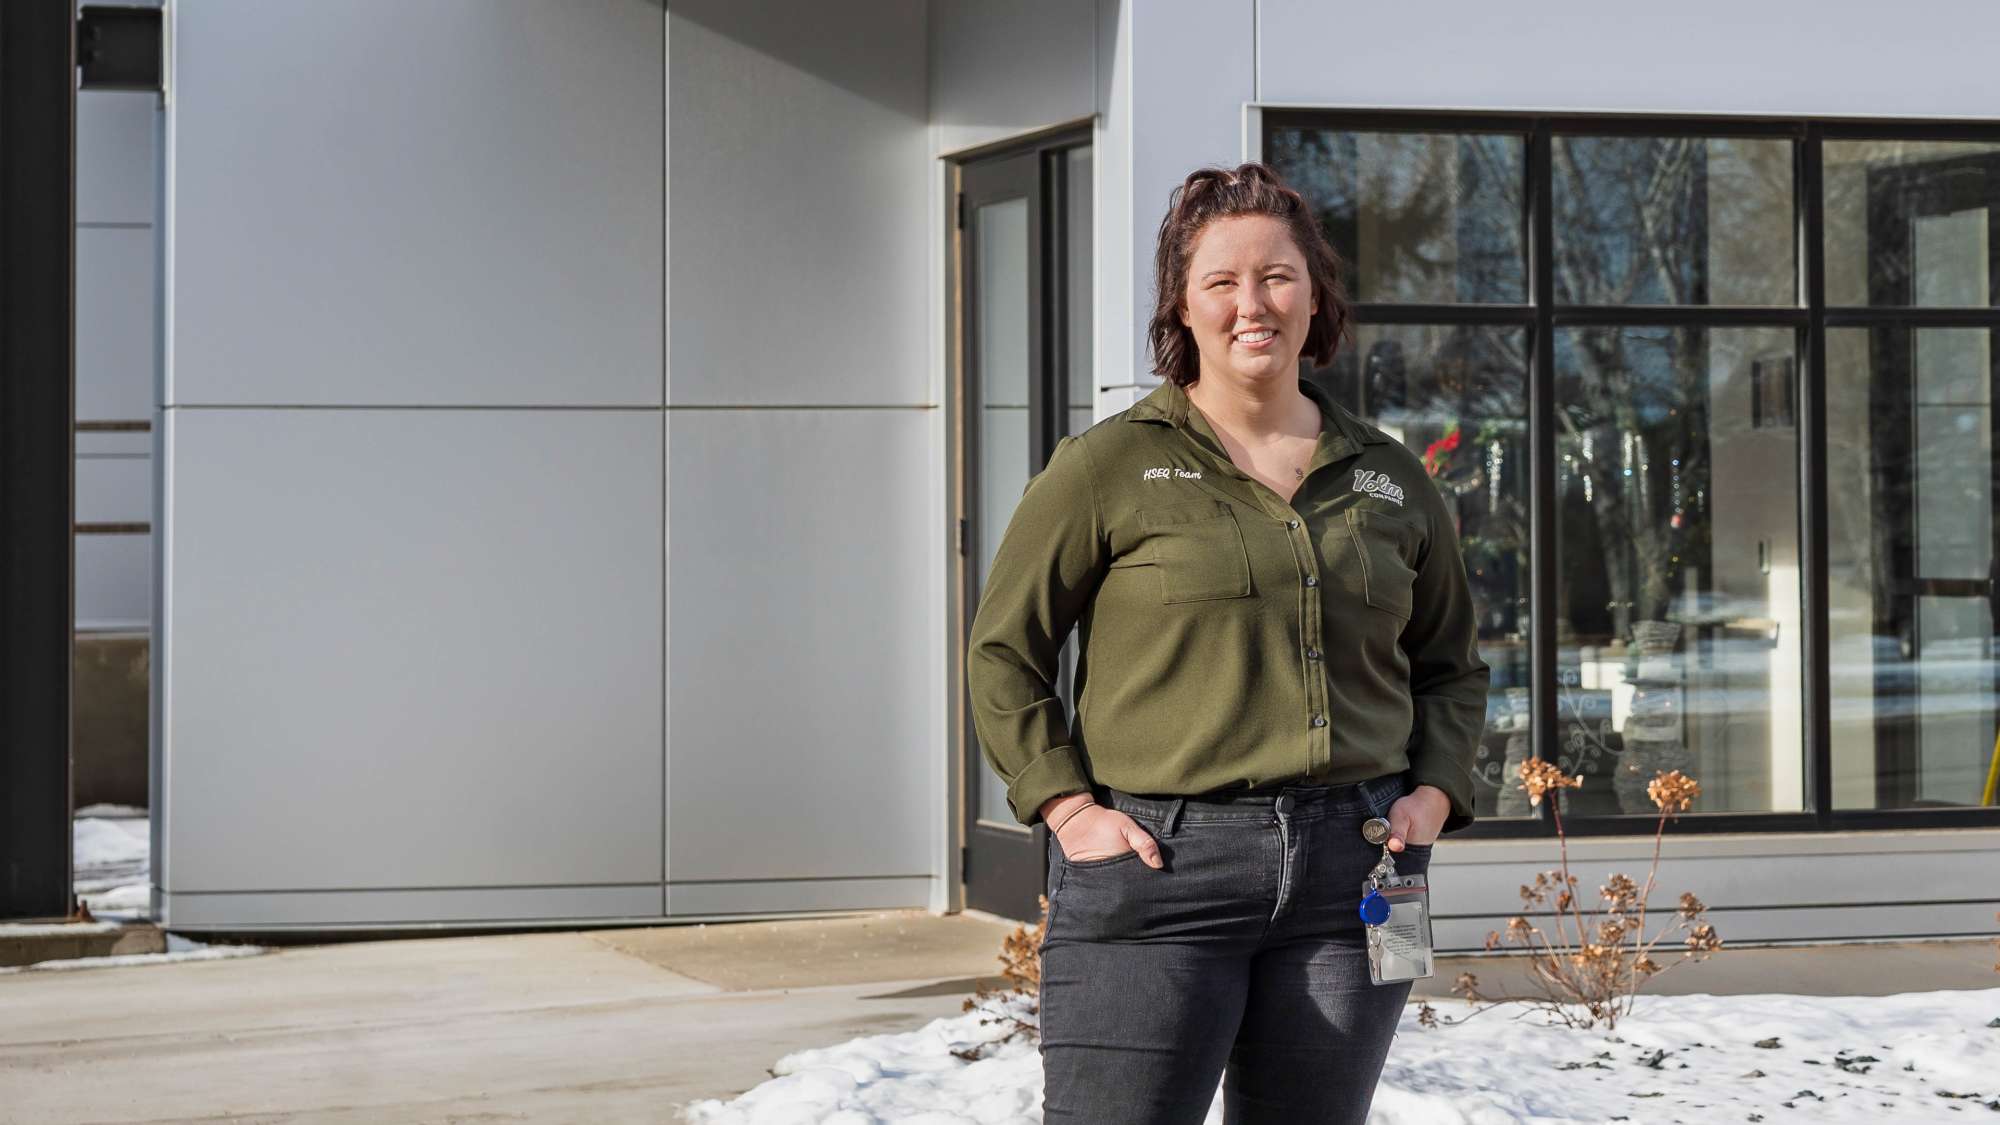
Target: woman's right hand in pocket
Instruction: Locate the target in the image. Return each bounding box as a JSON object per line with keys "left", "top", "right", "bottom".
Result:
{"left": 1054, "top": 804, "right": 1164, "bottom": 868}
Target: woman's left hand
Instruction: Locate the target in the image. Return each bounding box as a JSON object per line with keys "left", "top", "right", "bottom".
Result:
{"left": 1385, "top": 784, "right": 1451, "bottom": 851}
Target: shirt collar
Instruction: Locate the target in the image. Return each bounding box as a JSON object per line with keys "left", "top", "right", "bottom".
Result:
{"left": 1124, "top": 376, "right": 1388, "bottom": 453}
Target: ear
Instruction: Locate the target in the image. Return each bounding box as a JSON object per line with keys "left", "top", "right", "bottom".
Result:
{"left": 1178, "top": 302, "right": 1190, "bottom": 328}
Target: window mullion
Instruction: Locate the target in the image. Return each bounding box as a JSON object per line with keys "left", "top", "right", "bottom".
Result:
{"left": 1801, "top": 124, "right": 1833, "bottom": 827}
{"left": 1529, "top": 119, "right": 1559, "bottom": 835}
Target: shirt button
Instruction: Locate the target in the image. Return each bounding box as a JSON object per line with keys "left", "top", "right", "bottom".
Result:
{"left": 1287, "top": 519, "right": 1300, "bottom": 529}
{"left": 1275, "top": 793, "right": 1295, "bottom": 815}
{"left": 1306, "top": 647, "right": 1321, "bottom": 661}
{"left": 1311, "top": 714, "right": 1327, "bottom": 728}
{"left": 1304, "top": 575, "right": 1319, "bottom": 587}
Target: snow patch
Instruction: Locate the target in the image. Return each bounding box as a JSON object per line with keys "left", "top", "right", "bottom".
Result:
{"left": 679, "top": 988, "right": 2000, "bottom": 1124}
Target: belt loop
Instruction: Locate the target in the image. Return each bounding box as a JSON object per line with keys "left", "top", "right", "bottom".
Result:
{"left": 1160, "top": 797, "right": 1186, "bottom": 837}
{"left": 1365, "top": 774, "right": 1397, "bottom": 819}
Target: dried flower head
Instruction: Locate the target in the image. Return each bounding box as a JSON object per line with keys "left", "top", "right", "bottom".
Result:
{"left": 1507, "top": 915, "right": 1535, "bottom": 941}
{"left": 1518, "top": 758, "right": 1585, "bottom": 806}
{"left": 1685, "top": 923, "right": 1723, "bottom": 954}
{"left": 1634, "top": 956, "right": 1662, "bottom": 977}
{"left": 1416, "top": 1002, "right": 1440, "bottom": 1028}
{"left": 1678, "top": 891, "right": 1706, "bottom": 919}
{"left": 1602, "top": 873, "right": 1639, "bottom": 910}
{"left": 1648, "top": 770, "right": 1702, "bottom": 815}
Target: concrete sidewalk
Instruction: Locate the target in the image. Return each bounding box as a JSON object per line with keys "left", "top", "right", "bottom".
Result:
{"left": 1, "top": 909, "right": 1993, "bottom": 1123}
{"left": 0, "top": 911, "right": 1023, "bottom": 1124}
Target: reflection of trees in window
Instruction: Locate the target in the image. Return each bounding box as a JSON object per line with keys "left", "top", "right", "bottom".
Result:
{"left": 1267, "top": 129, "right": 1525, "bottom": 304}
{"left": 1555, "top": 138, "right": 1711, "bottom": 305}
{"left": 1557, "top": 326, "right": 1711, "bottom": 643}
{"left": 1549, "top": 138, "right": 1792, "bottom": 645}
{"left": 1555, "top": 136, "right": 1794, "bottom": 306}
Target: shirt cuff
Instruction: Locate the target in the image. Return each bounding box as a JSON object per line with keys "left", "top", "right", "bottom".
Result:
{"left": 1006, "top": 746, "right": 1092, "bottom": 827}
{"left": 1409, "top": 758, "right": 1477, "bottom": 834}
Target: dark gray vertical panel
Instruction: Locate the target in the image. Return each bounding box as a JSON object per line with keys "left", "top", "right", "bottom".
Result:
{"left": 0, "top": 0, "right": 77, "bottom": 921}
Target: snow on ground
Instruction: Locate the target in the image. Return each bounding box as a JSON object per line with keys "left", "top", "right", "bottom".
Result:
{"left": 0, "top": 934, "right": 269, "bottom": 975}
{"left": 680, "top": 987, "right": 2000, "bottom": 1124}
{"left": 72, "top": 803, "right": 151, "bottom": 920}
{"left": 0, "top": 809, "right": 271, "bottom": 972}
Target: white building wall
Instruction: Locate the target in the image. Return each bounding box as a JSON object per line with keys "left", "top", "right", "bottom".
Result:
{"left": 1256, "top": 0, "right": 2000, "bottom": 116}
{"left": 927, "top": 0, "right": 1134, "bottom": 424}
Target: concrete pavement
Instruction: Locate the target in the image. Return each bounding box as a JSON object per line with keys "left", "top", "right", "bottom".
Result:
{"left": 0, "top": 912, "right": 1022, "bottom": 1124}
{"left": 1, "top": 908, "right": 1993, "bottom": 1123}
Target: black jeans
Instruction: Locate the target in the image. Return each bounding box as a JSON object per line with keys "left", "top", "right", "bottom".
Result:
{"left": 1038, "top": 772, "right": 1429, "bottom": 1125}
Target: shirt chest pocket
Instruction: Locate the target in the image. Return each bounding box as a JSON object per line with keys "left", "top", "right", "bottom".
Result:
{"left": 1346, "top": 508, "right": 1419, "bottom": 621}
{"left": 1137, "top": 499, "right": 1252, "bottom": 603}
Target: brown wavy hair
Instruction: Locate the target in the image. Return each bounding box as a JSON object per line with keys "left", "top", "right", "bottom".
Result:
{"left": 1147, "top": 162, "right": 1351, "bottom": 387}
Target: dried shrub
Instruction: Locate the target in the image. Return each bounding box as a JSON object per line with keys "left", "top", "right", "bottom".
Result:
{"left": 953, "top": 893, "right": 1050, "bottom": 1059}
{"left": 1436, "top": 766, "right": 1723, "bottom": 1031}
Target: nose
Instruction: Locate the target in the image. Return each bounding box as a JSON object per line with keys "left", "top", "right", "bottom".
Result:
{"left": 1236, "top": 284, "right": 1267, "bottom": 318}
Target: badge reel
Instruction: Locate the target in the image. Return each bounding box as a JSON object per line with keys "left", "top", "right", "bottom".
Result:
{"left": 1359, "top": 816, "right": 1435, "bottom": 985}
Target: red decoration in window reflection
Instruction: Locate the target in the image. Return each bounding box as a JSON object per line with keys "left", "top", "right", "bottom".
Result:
{"left": 1423, "top": 423, "right": 1461, "bottom": 477}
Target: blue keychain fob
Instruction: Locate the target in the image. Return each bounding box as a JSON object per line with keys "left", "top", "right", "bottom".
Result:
{"left": 1359, "top": 888, "right": 1391, "bottom": 925}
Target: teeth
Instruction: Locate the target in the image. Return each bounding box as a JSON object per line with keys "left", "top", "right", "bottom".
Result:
{"left": 1237, "top": 330, "right": 1274, "bottom": 342}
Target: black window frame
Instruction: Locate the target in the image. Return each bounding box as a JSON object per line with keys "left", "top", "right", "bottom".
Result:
{"left": 1263, "top": 108, "right": 2000, "bottom": 837}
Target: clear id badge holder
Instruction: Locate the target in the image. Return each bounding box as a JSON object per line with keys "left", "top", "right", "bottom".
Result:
{"left": 1359, "top": 817, "right": 1435, "bottom": 985}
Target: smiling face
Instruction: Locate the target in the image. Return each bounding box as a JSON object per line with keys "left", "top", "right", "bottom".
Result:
{"left": 1178, "top": 214, "right": 1317, "bottom": 390}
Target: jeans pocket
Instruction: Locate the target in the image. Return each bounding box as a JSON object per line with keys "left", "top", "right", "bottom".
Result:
{"left": 1363, "top": 772, "right": 1411, "bottom": 820}
{"left": 1062, "top": 847, "right": 1146, "bottom": 869}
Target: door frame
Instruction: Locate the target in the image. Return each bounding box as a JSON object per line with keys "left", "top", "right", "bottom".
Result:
{"left": 945, "top": 121, "right": 1092, "bottom": 920}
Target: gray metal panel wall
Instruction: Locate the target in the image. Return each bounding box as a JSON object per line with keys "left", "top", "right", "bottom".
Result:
{"left": 666, "top": 1, "right": 930, "bottom": 407}
{"left": 161, "top": 409, "right": 663, "bottom": 893}
{"left": 159, "top": 0, "right": 665, "bottom": 925}
{"left": 663, "top": 1, "right": 938, "bottom": 916}
{"left": 167, "top": 0, "right": 664, "bottom": 408}
{"left": 664, "top": 409, "right": 935, "bottom": 913}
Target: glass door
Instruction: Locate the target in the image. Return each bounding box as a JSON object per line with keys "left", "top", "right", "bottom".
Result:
{"left": 956, "top": 137, "right": 1091, "bottom": 920}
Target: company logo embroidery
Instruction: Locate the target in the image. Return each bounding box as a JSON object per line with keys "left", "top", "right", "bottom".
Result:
{"left": 1351, "top": 468, "right": 1405, "bottom": 506}
{"left": 1141, "top": 466, "right": 1203, "bottom": 481}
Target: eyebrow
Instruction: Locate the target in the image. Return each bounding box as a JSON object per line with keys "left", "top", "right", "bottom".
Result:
{"left": 1200, "top": 262, "right": 1298, "bottom": 281}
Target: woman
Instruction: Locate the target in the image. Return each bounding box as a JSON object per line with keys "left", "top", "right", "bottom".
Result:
{"left": 965, "top": 161, "right": 1489, "bottom": 1124}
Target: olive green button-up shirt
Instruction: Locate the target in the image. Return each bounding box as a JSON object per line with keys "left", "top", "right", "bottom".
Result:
{"left": 966, "top": 376, "right": 1490, "bottom": 833}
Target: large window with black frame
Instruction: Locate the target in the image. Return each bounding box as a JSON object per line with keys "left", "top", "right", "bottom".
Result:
{"left": 1265, "top": 112, "right": 2000, "bottom": 833}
